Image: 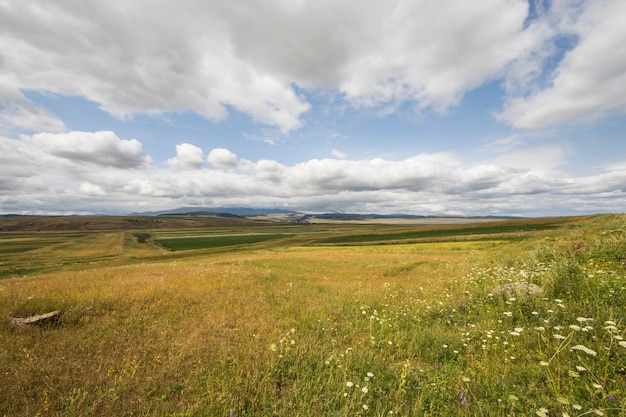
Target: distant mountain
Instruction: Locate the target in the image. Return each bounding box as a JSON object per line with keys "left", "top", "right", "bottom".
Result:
{"left": 303, "top": 213, "right": 521, "bottom": 221}
{"left": 130, "top": 207, "right": 300, "bottom": 216}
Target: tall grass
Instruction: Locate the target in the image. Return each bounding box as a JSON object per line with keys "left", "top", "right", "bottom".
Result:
{"left": 0, "top": 215, "right": 624, "bottom": 416}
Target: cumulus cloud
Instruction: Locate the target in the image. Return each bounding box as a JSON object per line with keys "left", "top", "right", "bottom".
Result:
{"left": 24, "top": 131, "right": 150, "bottom": 168}
{"left": 499, "top": 0, "right": 626, "bottom": 129}
{"left": 166, "top": 143, "right": 204, "bottom": 170}
{"left": 0, "top": 134, "right": 624, "bottom": 216}
{"left": 0, "top": 0, "right": 537, "bottom": 134}
{"left": 207, "top": 148, "right": 238, "bottom": 169}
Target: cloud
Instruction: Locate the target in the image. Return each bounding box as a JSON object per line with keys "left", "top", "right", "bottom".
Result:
{"left": 0, "top": 133, "right": 624, "bottom": 217}
{"left": 207, "top": 148, "right": 238, "bottom": 169}
{"left": 166, "top": 143, "right": 204, "bottom": 170}
{"left": 24, "top": 131, "right": 150, "bottom": 169}
{"left": 499, "top": 0, "right": 626, "bottom": 129}
{"left": 0, "top": 0, "right": 534, "bottom": 134}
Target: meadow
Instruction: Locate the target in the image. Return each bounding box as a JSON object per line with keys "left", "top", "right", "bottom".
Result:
{"left": 0, "top": 214, "right": 625, "bottom": 416}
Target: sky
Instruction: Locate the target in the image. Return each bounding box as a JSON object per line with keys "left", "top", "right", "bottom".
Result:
{"left": 1, "top": 0, "right": 625, "bottom": 217}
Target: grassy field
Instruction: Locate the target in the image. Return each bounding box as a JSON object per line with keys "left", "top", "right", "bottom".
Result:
{"left": 0, "top": 214, "right": 625, "bottom": 416}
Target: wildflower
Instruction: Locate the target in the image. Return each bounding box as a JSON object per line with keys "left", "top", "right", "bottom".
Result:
{"left": 346, "top": 382, "right": 354, "bottom": 388}
{"left": 534, "top": 326, "right": 546, "bottom": 332}
{"left": 503, "top": 311, "right": 513, "bottom": 317}
{"left": 568, "top": 370, "right": 580, "bottom": 378}
{"left": 537, "top": 407, "right": 549, "bottom": 417}
{"left": 569, "top": 325, "right": 581, "bottom": 331}
{"left": 514, "top": 327, "right": 524, "bottom": 333}
{"left": 604, "top": 325, "right": 618, "bottom": 331}
{"left": 604, "top": 320, "right": 617, "bottom": 326}
{"left": 592, "top": 383, "right": 602, "bottom": 389}
{"left": 618, "top": 341, "right": 626, "bottom": 348}
{"left": 508, "top": 394, "right": 519, "bottom": 402}
{"left": 362, "top": 387, "right": 368, "bottom": 394}
{"left": 510, "top": 331, "right": 521, "bottom": 336}
{"left": 459, "top": 392, "right": 468, "bottom": 406}
{"left": 367, "top": 372, "right": 374, "bottom": 378}
{"left": 573, "top": 404, "right": 582, "bottom": 410}
{"left": 362, "top": 404, "right": 369, "bottom": 410}
{"left": 553, "top": 334, "right": 566, "bottom": 340}
{"left": 593, "top": 410, "right": 604, "bottom": 416}
{"left": 269, "top": 344, "right": 278, "bottom": 352}
{"left": 576, "top": 366, "right": 587, "bottom": 372}
{"left": 462, "top": 376, "right": 470, "bottom": 382}
{"left": 576, "top": 317, "right": 588, "bottom": 322}
{"left": 571, "top": 344, "right": 597, "bottom": 356}
{"left": 540, "top": 361, "right": 549, "bottom": 366}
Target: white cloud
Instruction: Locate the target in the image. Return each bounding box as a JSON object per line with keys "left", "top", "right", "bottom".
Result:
{"left": 207, "top": 148, "right": 238, "bottom": 169}
{"left": 499, "top": 0, "right": 626, "bottom": 129}
{"left": 1, "top": 116, "right": 625, "bottom": 216}
{"left": 0, "top": 0, "right": 534, "bottom": 134}
{"left": 24, "top": 131, "right": 150, "bottom": 169}
{"left": 167, "top": 143, "right": 204, "bottom": 170}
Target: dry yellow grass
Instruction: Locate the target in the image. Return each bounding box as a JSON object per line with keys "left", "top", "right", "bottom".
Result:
{"left": 1, "top": 241, "right": 477, "bottom": 416}
{"left": 1, "top": 214, "right": 623, "bottom": 416}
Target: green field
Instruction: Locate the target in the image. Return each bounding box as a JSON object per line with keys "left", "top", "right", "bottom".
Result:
{"left": 1, "top": 214, "right": 625, "bottom": 416}
{"left": 154, "top": 233, "right": 289, "bottom": 251}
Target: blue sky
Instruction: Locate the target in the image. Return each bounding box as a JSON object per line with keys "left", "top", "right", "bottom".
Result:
{"left": 1, "top": 0, "right": 625, "bottom": 216}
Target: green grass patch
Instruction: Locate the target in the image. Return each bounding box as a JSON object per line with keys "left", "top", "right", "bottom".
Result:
{"left": 131, "top": 232, "right": 152, "bottom": 243}
{"left": 155, "top": 233, "right": 288, "bottom": 250}
{"left": 312, "top": 222, "right": 559, "bottom": 245}
{"left": 0, "top": 246, "right": 39, "bottom": 254}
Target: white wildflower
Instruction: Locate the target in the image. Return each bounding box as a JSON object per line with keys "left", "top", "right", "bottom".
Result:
{"left": 571, "top": 344, "right": 597, "bottom": 356}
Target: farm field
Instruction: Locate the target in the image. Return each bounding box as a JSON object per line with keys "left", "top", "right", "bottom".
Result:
{"left": 1, "top": 214, "right": 625, "bottom": 416}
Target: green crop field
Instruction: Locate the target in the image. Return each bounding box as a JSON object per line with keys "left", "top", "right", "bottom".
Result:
{"left": 1, "top": 214, "right": 625, "bottom": 416}
{"left": 154, "top": 233, "right": 289, "bottom": 251}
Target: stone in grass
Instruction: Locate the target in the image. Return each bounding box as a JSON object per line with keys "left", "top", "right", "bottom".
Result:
{"left": 8, "top": 310, "right": 61, "bottom": 326}
{"left": 491, "top": 282, "right": 543, "bottom": 298}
